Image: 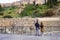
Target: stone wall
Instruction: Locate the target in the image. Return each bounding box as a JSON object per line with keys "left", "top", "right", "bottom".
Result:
{"left": 0, "top": 18, "right": 60, "bottom": 34}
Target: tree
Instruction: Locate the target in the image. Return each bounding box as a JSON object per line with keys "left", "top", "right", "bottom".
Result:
{"left": 53, "top": 0, "right": 57, "bottom": 5}
{"left": 0, "top": 4, "right": 2, "bottom": 11}
{"left": 47, "top": 0, "right": 57, "bottom": 8}
{"left": 45, "top": 0, "right": 47, "bottom": 4}
{"left": 33, "top": 1, "right": 36, "bottom": 5}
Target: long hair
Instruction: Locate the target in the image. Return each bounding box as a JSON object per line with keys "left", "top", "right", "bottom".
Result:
{"left": 41, "top": 22, "right": 44, "bottom": 28}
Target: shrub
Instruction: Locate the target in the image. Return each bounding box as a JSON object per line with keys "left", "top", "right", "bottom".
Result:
{"left": 3, "top": 15, "right": 13, "bottom": 18}
{"left": 44, "top": 9, "right": 55, "bottom": 17}
{"left": 8, "top": 12, "right": 11, "bottom": 14}
{"left": 20, "top": 4, "right": 48, "bottom": 17}
{"left": 32, "top": 10, "right": 44, "bottom": 17}
{"left": 0, "top": 12, "right": 4, "bottom": 15}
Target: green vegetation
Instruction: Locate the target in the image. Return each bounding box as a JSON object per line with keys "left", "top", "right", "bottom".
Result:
{"left": 20, "top": 4, "right": 48, "bottom": 17}
{"left": 20, "top": 0, "right": 59, "bottom": 17}
{"left": 0, "top": 4, "right": 4, "bottom": 11}
{"left": 44, "top": 9, "right": 55, "bottom": 17}
{"left": 3, "top": 15, "right": 13, "bottom": 18}
{"left": 0, "top": 0, "right": 59, "bottom": 18}
{"left": 0, "top": 6, "right": 19, "bottom": 18}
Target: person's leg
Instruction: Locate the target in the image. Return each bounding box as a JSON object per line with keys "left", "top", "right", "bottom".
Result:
{"left": 35, "top": 28, "right": 38, "bottom": 35}
{"left": 35, "top": 28, "right": 40, "bottom": 36}
{"left": 41, "top": 28, "right": 44, "bottom": 35}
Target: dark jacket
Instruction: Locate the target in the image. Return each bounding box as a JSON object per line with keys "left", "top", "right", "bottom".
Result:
{"left": 35, "top": 22, "right": 40, "bottom": 29}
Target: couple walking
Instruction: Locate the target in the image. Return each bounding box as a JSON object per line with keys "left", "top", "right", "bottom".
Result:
{"left": 35, "top": 20, "right": 44, "bottom": 36}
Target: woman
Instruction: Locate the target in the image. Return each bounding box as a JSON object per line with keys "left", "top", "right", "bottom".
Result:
{"left": 40, "top": 22, "right": 44, "bottom": 34}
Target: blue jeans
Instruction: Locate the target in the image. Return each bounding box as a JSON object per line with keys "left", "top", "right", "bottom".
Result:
{"left": 36, "top": 28, "right": 40, "bottom": 36}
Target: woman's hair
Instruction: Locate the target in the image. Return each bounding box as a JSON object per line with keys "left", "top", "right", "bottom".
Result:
{"left": 41, "top": 22, "right": 43, "bottom": 25}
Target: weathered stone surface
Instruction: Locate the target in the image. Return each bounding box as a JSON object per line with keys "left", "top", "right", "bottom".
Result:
{"left": 0, "top": 18, "right": 60, "bottom": 34}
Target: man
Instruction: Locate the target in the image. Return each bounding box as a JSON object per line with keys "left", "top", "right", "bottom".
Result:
{"left": 35, "top": 20, "right": 40, "bottom": 36}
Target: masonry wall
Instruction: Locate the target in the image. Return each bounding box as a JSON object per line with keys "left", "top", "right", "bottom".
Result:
{"left": 0, "top": 18, "right": 60, "bottom": 34}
